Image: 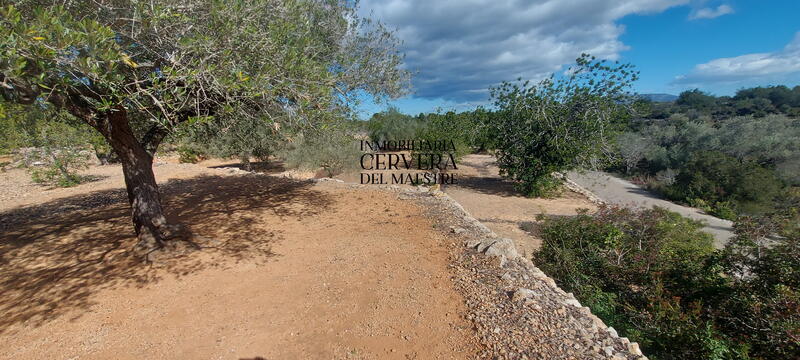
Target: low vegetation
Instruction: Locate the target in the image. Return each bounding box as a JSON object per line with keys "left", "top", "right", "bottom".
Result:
{"left": 535, "top": 206, "right": 800, "bottom": 360}
{"left": 613, "top": 111, "right": 800, "bottom": 219}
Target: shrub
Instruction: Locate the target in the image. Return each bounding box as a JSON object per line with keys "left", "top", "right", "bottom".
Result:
{"left": 177, "top": 144, "right": 205, "bottom": 164}
{"left": 535, "top": 206, "right": 799, "bottom": 359}
{"left": 668, "top": 151, "right": 784, "bottom": 216}
{"left": 414, "top": 111, "right": 473, "bottom": 161}
{"left": 281, "top": 124, "right": 361, "bottom": 177}
{"left": 25, "top": 122, "right": 91, "bottom": 187}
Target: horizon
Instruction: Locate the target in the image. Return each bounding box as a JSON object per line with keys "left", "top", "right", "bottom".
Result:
{"left": 355, "top": 0, "right": 800, "bottom": 118}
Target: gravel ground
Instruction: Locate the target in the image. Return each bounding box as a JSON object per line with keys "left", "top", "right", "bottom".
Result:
{"left": 389, "top": 186, "right": 647, "bottom": 360}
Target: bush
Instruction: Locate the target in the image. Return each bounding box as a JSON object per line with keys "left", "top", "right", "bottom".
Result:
{"left": 668, "top": 151, "right": 784, "bottom": 216}
{"left": 414, "top": 111, "right": 473, "bottom": 161}
{"left": 535, "top": 206, "right": 799, "bottom": 359}
{"left": 281, "top": 124, "right": 361, "bottom": 177}
{"left": 177, "top": 114, "right": 280, "bottom": 169}
{"left": 25, "top": 122, "right": 91, "bottom": 187}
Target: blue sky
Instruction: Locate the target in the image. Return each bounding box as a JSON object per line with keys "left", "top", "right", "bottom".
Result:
{"left": 356, "top": 0, "right": 800, "bottom": 118}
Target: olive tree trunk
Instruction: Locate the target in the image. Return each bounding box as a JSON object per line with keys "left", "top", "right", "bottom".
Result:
{"left": 103, "top": 110, "right": 173, "bottom": 253}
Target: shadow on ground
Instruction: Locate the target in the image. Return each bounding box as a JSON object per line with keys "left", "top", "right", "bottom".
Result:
{"left": 453, "top": 176, "right": 522, "bottom": 197}
{"left": 210, "top": 160, "right": 287, "bottom": 174}
{"left": 0, "top": 174, "right": 331, "bottom": 334}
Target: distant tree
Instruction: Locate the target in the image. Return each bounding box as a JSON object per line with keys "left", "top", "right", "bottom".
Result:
{"left": 366, "top": 107, "right": 421, "bottom": 142}
{"left": 490, "top": 54, "right": 638, "bottom": 196}
{"left": 0, "top": 1, "right": 409, "bottom": 254}
{"left": 676, "top": 89, "right": 717, "bottom": 112}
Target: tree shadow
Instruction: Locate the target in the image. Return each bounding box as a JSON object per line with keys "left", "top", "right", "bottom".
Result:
{"left": 452, "top": 175, "right": 523, "bottom": 197}
{"left": 0, "top": 174, "right": 331, "bottom": 334}
{"left": 209, "top": 160, "right": 287, "bottom": 174}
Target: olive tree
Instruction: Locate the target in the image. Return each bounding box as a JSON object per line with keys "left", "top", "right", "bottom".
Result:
{"left": 0, "top": 0, "right": 408, "bottom": 253}
{"left": 489, "top": 54, "right": 638, "bottom": 196}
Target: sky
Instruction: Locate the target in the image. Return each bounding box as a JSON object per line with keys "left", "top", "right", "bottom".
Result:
{"left": 355, "top": 0, "right": 800, "bottom": 118}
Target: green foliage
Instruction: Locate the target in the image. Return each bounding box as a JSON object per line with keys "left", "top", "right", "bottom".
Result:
{"left": 366, "top": 107, "right": 424, "bottom": 142}
{"left": 179, "top": 115, "right": 284, "bottom": 169}
{"left": 414, "top": 111, "right": 474, "bottom": 160}
{"left": 665, "top": 151, "right": 783, "bottom": 217}
{"left": 281, "top": 123, "right": 361, "bottom": 177}
{"left": 26, "top": 121, "right": 92, "bottom": 187}
{"left": 536, "top": 206, "right": 800, "bottom": 359}
{"left": 645, "top": 85, "right": 800, "bottom": 119}
{"left": 490, "top": 54, "right": 638, "bottom": 196}
{"left": 616, "top": 114, "right": 799, "bottom": 217}
{"left": 176, "top": 143, "right": 205, "bottom": 164}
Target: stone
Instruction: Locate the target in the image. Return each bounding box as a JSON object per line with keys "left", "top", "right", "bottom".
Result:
{"left": 483, "top": 238, "right": 520, "bottom": 261}
{"left": 511, "top": 288, "right": 540, "bottom": 302}
{"left": 563, "top": 298, "right": 581, "bottom": 307}
{"left": 628, "top": 342, "right": 642, "bottom": 356}
{"left": 603, "top": 346, "right": 615, "bottom": 356}
{"left": 450, "top": 226, "right": 467, "bottom": 235}
{"left": 607, "top": 327, "right": 618, "bottom": 338}
{"left": 465, "top": 238, "right": 483, "bottom": 249}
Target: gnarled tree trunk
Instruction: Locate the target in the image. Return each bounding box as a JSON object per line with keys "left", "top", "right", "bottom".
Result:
{"left": 102, "top": 109, "right": 174, "bottom": 254}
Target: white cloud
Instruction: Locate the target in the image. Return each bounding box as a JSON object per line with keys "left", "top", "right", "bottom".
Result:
{"left": 359, "top": 0, "right": 688, "bottom": 101}
{"left": 674, "top": 32, "right": 800, "bottom": 85}
{"left": 688, "top": 4, "right": 734, "bottom": 20}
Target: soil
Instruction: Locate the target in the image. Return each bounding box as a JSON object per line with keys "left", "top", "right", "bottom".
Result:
{"left": 0, "top": 160, "right": 478, "bottom": 359}
{"left": 0, "top": 153, "right": 612, "bottom": 360}
{"left": 445, "top": 154, "right": 597, "bottom": 257}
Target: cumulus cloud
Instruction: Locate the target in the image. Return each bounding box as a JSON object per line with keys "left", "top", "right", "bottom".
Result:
{"left": 674, "top": 32, "right": 800, "bottom": 85}
{"left": 688, "top": 4, "right": 734, "bottom": 20}
{"left": 359, "top": 0, "right": 687, "bottom": 102}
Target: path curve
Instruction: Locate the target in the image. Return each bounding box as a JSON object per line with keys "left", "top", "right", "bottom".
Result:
{"left": 567, "top": 170, "right": 734, "bottom": 247}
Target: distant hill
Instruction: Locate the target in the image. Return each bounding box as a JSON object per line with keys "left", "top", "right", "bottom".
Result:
{"left": 638, "top": 93, "right": 678, "bottom": 102}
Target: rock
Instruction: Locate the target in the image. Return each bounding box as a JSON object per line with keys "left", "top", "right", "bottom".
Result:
{"left": 628, "top": 342, "right": 642, "bottom": 356}
{"left": 450, "top": 226, "right": 467, "bottom": 235}
{"left": 607, "top": 327, "right": 618, "bottom": 338}
{"left": 603, "top": 346, "right": 614, "bottom": 356}
{"left": 563, "top": 298, "right": 581, "bottom": 307}
{"left": 511, "top": 288, "right": 540, "bottom": 302}
{"left": 464, "top": 238, "right": 482, "bottom": 248}
{"left": 483, "top": 238, "right": 519, "bottom": 261}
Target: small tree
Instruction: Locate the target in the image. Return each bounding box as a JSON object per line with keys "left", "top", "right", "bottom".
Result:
{"left": 617, "top": 132, "right": 650, "bottom": 174}
{"left": 490, "top": 54, "right": 638, "bottom": 196}
{"left": 1, "top": 1, "right": 408, "bottom": 254}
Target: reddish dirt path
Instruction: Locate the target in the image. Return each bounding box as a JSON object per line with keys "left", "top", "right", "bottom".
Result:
{"left": 0, "top": 165, "right": 477, "bottom": 359}
{"left": 445, "top": 154, "right": 597, "bottom": 256}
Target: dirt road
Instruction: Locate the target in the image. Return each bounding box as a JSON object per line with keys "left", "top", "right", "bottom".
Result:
{"left": 444, "top": 154, "right": 597, "bottom": 256}
{"left": 0, "top": 163, "right": 477, "bottom": 359}
{"left": 567, "top": 170, "right": 734, "bottom": 247}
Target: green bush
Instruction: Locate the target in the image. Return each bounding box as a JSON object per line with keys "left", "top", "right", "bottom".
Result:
{"left": 176, "top": 142, "right": 207, "bottom": 164}
{"left": 25, "top": 122, "right": 92, "bottom": 187}
{"left": 535, "top": 206, "right": 799, "bottom": 359}
{"left": 667, "top": 151, "right": 784, "bottom": 216}
{"left": 281, "top": 124, "right": 361, "bottom": 177}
